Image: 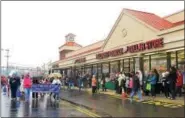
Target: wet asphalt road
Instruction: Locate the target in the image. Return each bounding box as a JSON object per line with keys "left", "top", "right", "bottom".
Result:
{"left": 1, "top": 89, "right": 184, "bottom": 117}
{"left": 1, "top": 92, "right": 90, "bottom": 117}
{"left": 60, "top": 89, "right": 185, "bottom": 117}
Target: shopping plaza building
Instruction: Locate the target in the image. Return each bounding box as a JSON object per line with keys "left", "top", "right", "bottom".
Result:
{"left": 51, "top": 9, "right": 184, "bottom": 89}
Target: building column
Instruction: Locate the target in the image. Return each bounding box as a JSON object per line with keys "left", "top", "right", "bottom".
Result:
{"left": 118, "top": 60, "right": 120, "bottom": 72}
{"left": 108, "top": 62, "right": 110, "bottom": 74}
{"left": 84, "top": 64, "right": 86, "bottom": 74}
{"left": 101, "top": 63, "right": 103, "bottom": 74}
{"left": 149, "top": 55, "right": 151, "bottom": 70}
{"left": 91, "top": 65, "right": 93, "bottom": 75}
{"left": 167, "top": 52, "right": 171, "bottom": 70}
{"left": 133, "top": 58, "right": 135, "bottom": 72}
{"left": 175, "top": 51, "right": 178, "bottom": 69}
{"left": 128, "top": 58, "right": 130, "bottom": 72}
{"left": 122, "top": 59, "right": 124, "bottom": 72}
{"left": 139, "top": 54, "right": 144, "bottom": 73}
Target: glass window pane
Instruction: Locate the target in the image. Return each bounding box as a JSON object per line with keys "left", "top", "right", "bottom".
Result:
{"left": 124, "top": 59, "right": 129, "bottom": 72}
{"left": 171, "top": 52, "right": 176, "bottom": 67}
{"left": 93, "top": 65, "right": 97, "bottom": 74}
{"left": 120, "top": 60, "right": 123, "bottom": 72}
{"left": 130, "top": 58, "right": 134, "bottom": 72}
{"left": 135, "top": 57, "right": 140, "bottom": 72}
{"left": 151, "top": 53, "right": 167, "bottom": 80}
{"left": 178, "top": 50, "right": 185, "bottom": 72}
{"left": 110, "top": 61, "right": 119, "bottom": 73}
{"left": 102, "top": 63, "right": 109, "bottom": 74}
{"left": 143, "top": 56, "right": 149, "bottom": 75}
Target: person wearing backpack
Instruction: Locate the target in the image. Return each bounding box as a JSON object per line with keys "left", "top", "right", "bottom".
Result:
{"left": 23, "top": 73, "right": 32, "bottom": 102}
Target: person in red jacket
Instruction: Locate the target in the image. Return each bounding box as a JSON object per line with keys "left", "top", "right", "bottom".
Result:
{"left": 176, "top": 70, "right": 183, "bottom": 97}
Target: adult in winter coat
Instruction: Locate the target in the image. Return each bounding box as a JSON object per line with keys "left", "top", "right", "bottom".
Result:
{"left": 168, "top": 66, "right": 177, "bottom": 100}
{"left": 91, "top": 75, "right": 97, "bottom": 94}
{"left": 176, "top": 70, "right": 183, "bottom": 97}
{"left": 32, "top": 77, "right": 39, "bottom": 99}
{"left": 115, "top": 74, "right": 119, "bottom": 94}
{"left": 118, "top": 74, "right": 124, "bottom": 94}
{"left": 101, "top": 74, "right": 106, "bottom": 92}
{"left": 147, "top": 70, "right": 157, "bottom": 99}
{"left": 130, "top": 72, "right": 143, "bottom": 102}
{"left": 161, "top": 71, "right": 170, "bottom": 98}
{"left": 9, "top": 72, "right": 21, "bottom": 100}
{"left": 23, "top": 73, "right": 32, "bottom": 102}
{"left": 137, "top": 70, "right": 143, "bottom": 87}
{"left": 52, "top": 77, "right": 61, "bottom": 100}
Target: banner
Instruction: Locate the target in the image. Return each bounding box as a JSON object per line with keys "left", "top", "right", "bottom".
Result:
{"left": 32, "top": 84, "right": 60, "bottom": 93}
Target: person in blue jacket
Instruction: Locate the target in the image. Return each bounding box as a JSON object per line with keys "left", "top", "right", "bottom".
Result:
{"left": 148, "top": 70, "right": 157, "bottom": 99}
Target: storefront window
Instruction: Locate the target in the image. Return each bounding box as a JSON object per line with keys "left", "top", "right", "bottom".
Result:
{"left": 85, "top": 66, "right": 91, "bottom": 75}
{"left": 97, "top": 64, "right": 101, "bottom": 74}
{"left": 124, "top": 59, "right": 130, "bottom": 73}
{"left": 178, "top": 50, "right": 185, "bottom": 72}
{"left": 130, "top": 58, "right": 134, "bottom": 72}
{"left": 67, "top": 69, "right": 71, "bottom": 77}
{"left": 93, "top": 65, "right": 97, "bottom": 75}
{"left": 120, "top": 60, "right": 123, "bottom": 72}
{"left": 143, "top": 56, "right": 149, "bottom": 75}
{"left": 110, "top": 61, "right": 119, "bottom": 73}
{"left": 102, "top": 63, "right": 109, "bottom": 74}
{"left": 171, "top": 52, "right": 176, "bottom": 67}
{"left": 135, "top": 57, "right": 140, "bottom": 72}
{"left": 151, "top": 53, "right": 167, "bottom": 79}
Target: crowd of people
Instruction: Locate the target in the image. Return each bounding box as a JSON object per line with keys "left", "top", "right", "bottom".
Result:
{"left": 1, "top": 72, "right": 62, "bottom": 102}
{"left": 61, "top": 66, "right": 184, "bottom": 101}
{"left": 111, "top": 66, "right": 184, "bottom": 101}
{"left": 1, "top": 66, "right": 184, "bottom": 102}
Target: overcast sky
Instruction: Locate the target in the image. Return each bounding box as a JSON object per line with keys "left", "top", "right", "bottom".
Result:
{"left": 1, "top": 1, "right": 184, "bottom": 68}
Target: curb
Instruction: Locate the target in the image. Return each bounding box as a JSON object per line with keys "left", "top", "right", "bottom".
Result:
{"left": 81, "top": 88, "right": 184, "bottom": 106}
{"left": 60, "top": 97, "right": 112, "bottom": 117}
{"left": 63, "top": 87, "right": 184, "bottom": 106}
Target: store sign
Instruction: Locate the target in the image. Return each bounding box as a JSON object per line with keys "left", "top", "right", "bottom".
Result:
{"left": 96, "top": 48, "right": 127, "bottom": 59}
{"left": 75, "top": 58, "right": 86, "bottom": 63}
{"left": 127, "top": 38, "right": 164, "bottom": 53}
{"left": 96, "top": 38, "right": 164, "bottom": 59}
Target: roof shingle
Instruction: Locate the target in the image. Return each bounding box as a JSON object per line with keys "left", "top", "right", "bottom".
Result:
{"left": 124, "top": 9, "right": 174, "bottom": 30}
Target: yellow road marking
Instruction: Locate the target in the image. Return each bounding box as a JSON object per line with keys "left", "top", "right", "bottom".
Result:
{"left": 60, "top": 101, "right": 101, "bottom": 117}
{"left": 163, "top": 104, "right": 175, "bottom": 107}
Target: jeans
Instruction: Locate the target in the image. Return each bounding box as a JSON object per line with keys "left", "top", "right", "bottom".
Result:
{"left": 130, "top": 89, "right": 142, "bottom": 100}
{"left": 151, "top": 84, "right": 156, "bottom": 97}
{"left": 170, "top": 83, "right": 176, "bottom": 99}
{"left": 24, "top": 88, "right": 31, "bottom": 101}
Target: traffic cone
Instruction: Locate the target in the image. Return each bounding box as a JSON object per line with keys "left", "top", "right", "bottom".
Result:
{"left": 121, "top": 89, "right": 127, "bottom": 99}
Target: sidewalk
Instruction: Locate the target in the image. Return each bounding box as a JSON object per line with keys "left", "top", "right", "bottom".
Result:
{"left": 72, "top": 87, "right": 184, "bottom": 105}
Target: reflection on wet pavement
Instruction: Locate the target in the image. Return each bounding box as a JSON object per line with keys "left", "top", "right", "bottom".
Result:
{"left": 60, "top": 89, "right": 185, "bottom": 117}
{"left": 1, "top": 92, "right": 91, "bottom": 117}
